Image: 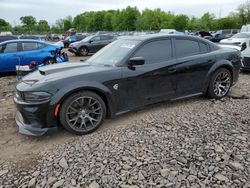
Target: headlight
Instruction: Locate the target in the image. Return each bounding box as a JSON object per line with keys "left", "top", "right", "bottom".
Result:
{"left": 23, "top": 92, "right": 51, "bottom": 103}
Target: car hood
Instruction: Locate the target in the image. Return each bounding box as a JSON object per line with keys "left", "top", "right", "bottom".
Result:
{"left": 22, "top": 62, "right": 115, "bottom": 85}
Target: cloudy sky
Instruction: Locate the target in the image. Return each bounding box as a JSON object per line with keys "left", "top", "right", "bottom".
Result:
{"left": 0, "top": 0, "right": 245, "bottom": 25}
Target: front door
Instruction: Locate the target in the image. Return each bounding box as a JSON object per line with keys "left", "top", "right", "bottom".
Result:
{"left": 116, "top": 39, "right": 177, "bottom": 112}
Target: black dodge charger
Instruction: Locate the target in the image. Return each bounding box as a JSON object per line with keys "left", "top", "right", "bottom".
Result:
{"left": 14, "top": 34, "right": 241, "bottom": 136}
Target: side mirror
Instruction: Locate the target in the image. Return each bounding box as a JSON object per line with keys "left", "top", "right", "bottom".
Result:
{"left": 128, "top": 57, "right": 145, "bottom": 70}
{"left": 89, "top": 40, "right": 93, "bottom": 43}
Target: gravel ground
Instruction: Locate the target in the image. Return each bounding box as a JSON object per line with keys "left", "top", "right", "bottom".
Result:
{"left": 0, "top": 62, "right": 249, "bottom": 187}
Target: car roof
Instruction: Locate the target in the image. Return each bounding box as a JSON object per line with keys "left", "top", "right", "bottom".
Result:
{"left": 0, "top": 39, "right": 47, "bottom": 45}
{"left": 119, "top": 33, "right": 207, "bottom": 42}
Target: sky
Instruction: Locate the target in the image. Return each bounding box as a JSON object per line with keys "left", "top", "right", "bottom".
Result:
{"left": 0, "top": 0, "right": 246, "bottom": 26}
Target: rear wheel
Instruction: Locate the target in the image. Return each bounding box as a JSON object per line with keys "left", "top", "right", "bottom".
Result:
{"left": 207, "top": 68, "right": 232, "bottom": 99}
{"left": 60, "top": 91, "right": 106, "bottom": 135}
{"left": 79, "top": 47, "right": 88, "bottom": 56}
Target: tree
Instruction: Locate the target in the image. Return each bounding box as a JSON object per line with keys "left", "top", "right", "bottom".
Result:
{"left": 63, "top": 16, "right": 73, "bottom": 31}
{"left": 20, "top": 16, "right": 36, "bottom": 27}
{"left": 37, "top": 20, "right": 50, "bottom": 33}
{"left": 171, "top": 15, "right": 189, "bottom": 31}
{"left": 0, "top": 18, "right": 12, "bottom": 32}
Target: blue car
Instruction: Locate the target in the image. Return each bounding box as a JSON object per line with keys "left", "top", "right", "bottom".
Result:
{"left": 0, "top": 40, "right": 63, "bottom": 73}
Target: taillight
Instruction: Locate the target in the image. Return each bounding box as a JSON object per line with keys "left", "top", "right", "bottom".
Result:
{"left": 29, "top": 61, "right": 38, "bottom": 69}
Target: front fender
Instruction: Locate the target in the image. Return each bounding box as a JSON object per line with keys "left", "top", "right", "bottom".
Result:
{"left": 50, "top": 81, "right": 115, "bottom": 117}
{"left": 202, "top": 60, "right": 234, "bottom": 93}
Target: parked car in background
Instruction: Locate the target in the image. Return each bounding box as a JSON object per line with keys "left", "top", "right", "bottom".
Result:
{"left": 14, "top": 34, "right": 241, "bottom": 136}
{"left": 19, "top": 35, "right": 42, "bottom": 40}
{"left": 220, "top": 32, "right": 250, "bottom": 50}
{"left": 241, "top": 47, "right": 250, "bottom": 71}
{"left": 210, "top": 29, "right": 238, "bottom": 42}
{"left": 0, "top": 40, "right": 64, "bottom": 73}
{"left": 0, "top": 35, "right": 18, "bottom": 43}
{"left": 63, "top": 33, "right": 87, "bottom": 48}
{"left": 68, "top": 34, "right": 116, "bottom": 56}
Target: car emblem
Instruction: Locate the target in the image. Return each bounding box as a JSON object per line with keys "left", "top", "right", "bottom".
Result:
{"left": 113, "top": 84, "right": 119, "bottom": 90}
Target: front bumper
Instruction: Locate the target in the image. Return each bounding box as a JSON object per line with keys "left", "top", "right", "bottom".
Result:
{"left": 15, "top": 111, "right": 57, "bottom": 136}
{"left": 68, "top": 47, "right": 78, "bottom": 54}
{"left": 14, "top": 96, "right": 58, "bottom": 136}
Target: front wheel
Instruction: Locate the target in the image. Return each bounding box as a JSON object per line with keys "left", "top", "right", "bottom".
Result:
{"left": 59, "top": 91, "right": 106, "bottom": 135}
{"left": 79, "top": 47, "right": 88, "bottom": 56}
{"left": 207, "top": 68, "right": 232, "bottom": 99}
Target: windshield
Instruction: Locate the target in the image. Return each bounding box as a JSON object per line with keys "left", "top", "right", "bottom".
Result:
{"left": 81, "top": 35, "right": 94, "bottom": 42}
{"left": 86, "top": 39, "right": 140, "bottom": 66}
{"left": 232, "top": 33, "right": 250, "bottom": 39}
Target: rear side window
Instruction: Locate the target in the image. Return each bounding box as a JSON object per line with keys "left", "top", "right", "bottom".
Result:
{"left": 175, "top": 39, "right": 200, "bottom": 57}
{"left": 0, "top": 43, "right": 18, "bottom": 53}
{"left": 22, "top": 42, "right": 44, "bottom": 51}
{"left": 133, "top": 39, "right": 172, "bottom": 64}
{"left": 199, "top": 42, "right": 210, "bottom": 53}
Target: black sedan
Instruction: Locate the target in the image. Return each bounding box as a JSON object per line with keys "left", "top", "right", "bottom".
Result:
{"left": 14, "top": 34, "right": 241, "bottom": 136}
{"left": 68, "top": 34, "right": 116, "bottom": 56}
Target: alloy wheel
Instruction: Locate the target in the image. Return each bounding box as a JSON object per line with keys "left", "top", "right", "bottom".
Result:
{"left": 65, "top": 96, "right": 103, "bottom": 132}
{"left": 213, "top": 71, "right": 231, "bottom": 97}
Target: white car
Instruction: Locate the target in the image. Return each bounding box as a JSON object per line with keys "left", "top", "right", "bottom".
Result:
{"left": 220, "top": 32, "right": 250, "bottom": 48}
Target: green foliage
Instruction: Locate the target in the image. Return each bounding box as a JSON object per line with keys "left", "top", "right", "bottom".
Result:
{"left": 2, "top": 2, "right": 250, "bottom": 35}
{"left": 0, "top": 18, "right": 12, "bottom": 32}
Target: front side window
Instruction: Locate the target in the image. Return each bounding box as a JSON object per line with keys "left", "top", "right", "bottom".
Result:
{"left": 91, "top": 36, "right": 101, "bottom": 42}
{"left": 0, "top": 43, "right": 18, "bottom": 53}
{"left": 175, "top": 39, "right": 200, "bottom": 57}
{"left": 133, "top": 39, "right": 172, "bottom": 64}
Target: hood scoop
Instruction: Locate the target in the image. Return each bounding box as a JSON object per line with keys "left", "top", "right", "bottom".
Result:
{"left": 38, "top": 63, "right": 89, "bottom": 75}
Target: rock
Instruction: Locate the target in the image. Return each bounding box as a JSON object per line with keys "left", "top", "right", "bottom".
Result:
{"left": 89, "top": 181, "right": 100, "bottom": 188}
{"left": 168, "top": 171, "right": 178, "bottom": 181}
{"left": 0, "top": 170, "right": 8, "bottom": 177}
{"left": 52, "top": 180, "right": 64, "bottom": 188}
{"left": 176, "top": 157, "right": 187, "bottom": 164}
{"left": 160, "top": 168, "right": 170, "bottom": 178}
{"left": 71, "top": 179, "right": 76, "bottom": 186}
{"left": 214, "top": 145, "right": 224, "bottom": 153}
{"left": 47, "top": 177, "right": 57, "bottom": 186}
{"left": 214, "top": 174, "right": 229, "bottom": 182}
{"left": 187, "top": 175, "right": 197, "bottom": 182}
{"left": 120, "top": 185, "right": 139, "bottom": 188}
{"left": 28, "top": 178, "right": 36, "bottom": 188}
{"left": 138, "top": 170, "right": 145, "bottom": 180}
{"left": 59, "top": 157, "right": 68, "bottom": 169}
{"left": 228, "top": 161, "right": 244, "bottom": 171}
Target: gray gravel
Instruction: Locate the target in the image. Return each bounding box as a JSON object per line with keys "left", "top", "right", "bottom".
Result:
{"left": 0, "top": 95, "right": 249, "bottom": 188}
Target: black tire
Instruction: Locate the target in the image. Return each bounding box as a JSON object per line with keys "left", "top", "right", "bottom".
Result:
{"left": 43, "top": 58, "right": 55, "bottom": 65}
{"left": 79, "top": 46, "right": 88, "bottom": 56}
{"left": 207, "top": 68, "right": 232, "bottom": 99}
{"left": 60, "top": 91, "right": 106, "bottom": 135}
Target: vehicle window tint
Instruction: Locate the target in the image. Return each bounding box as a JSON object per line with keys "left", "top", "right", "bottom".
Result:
{"left": 0, "top": 43, "right": 18, "bottom": 53}
{"left": 133, "top": 40, "right": 172, "bottom": 64}
{"left": 37, "top": 43, "right": 46, "bottom": 49}
{"left": 91, "top": 36, "right": 101, "bottom": 42}
{"left": 175, "top": 39, "right": 200, "bottom": 57}
{"left": 199, "top": 42, "right": 209, "bottom": 53}
{"left": 22, "top": 42, "right": 38, "bottom": 51}
{"left": 101, "top": 36, "right": 110, "bottom": 40}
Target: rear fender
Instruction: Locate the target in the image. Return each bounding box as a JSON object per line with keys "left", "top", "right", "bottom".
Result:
{"left": 202, "top": 60, "right": 233, "bottom": 93}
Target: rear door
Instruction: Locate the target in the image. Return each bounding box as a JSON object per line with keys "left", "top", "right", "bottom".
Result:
{"left": 117, "top": 39, "right": 177, "bottom": 111}
{"left": 174, "top": 38, "right": 216, "bottom": 97}
{"left": 19, "top": 42, "right": 48, "bottom": 65}
{"left": 0, "top": 42, "right": 20, "bottom": 72}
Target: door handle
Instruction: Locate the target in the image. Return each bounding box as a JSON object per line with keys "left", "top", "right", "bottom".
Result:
{"left": 168, "top": 67, "right": 176, "bottom": 73}
{"left": 208, "top": 59, "right": 214, "bottom": 64}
